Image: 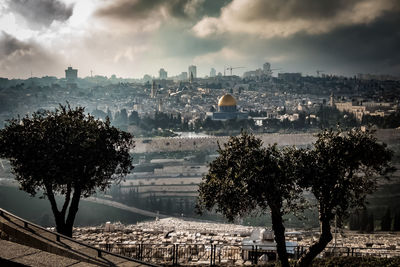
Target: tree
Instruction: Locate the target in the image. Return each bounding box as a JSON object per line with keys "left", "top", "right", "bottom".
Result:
{"left": 366, "top": 213, "right": 374, "bottom": 233}
{"left": 393, "top": 211, "right": 400, "bottom": 231}
{"left": 0, "top": 105, "right": 134, "bottom": 237}
{"left": 381, "top": 208, "right": 392, "bottom": 231}
{"left": 114, "top": 108, "right": 128, "bottom": 126}
{"left": 349, "top": 210, "right": 360, "bottom": 230}
{"left": 360, "top": 208, "right": 369, "bottom": 232}
{"left": 297, "top": 128, "right": 393, "bottom": 267}
{"left": 106, "top": 107, "right": 113, "bottom": 121}
{"left": 128, "top": 110, "right": 140, "bottom": 125}
{"left": 197, "top": 132, "right": 306, "bottom": 267}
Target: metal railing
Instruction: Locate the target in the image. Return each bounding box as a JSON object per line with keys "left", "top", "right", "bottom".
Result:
{"left": 101, "top": 243, "right": 243, "bottom": 266}
{"left": 0, "top": 208, "right": 159, "bottom": 266}
{"left": 98, "top": 241, "right": 400, "bottom": 266}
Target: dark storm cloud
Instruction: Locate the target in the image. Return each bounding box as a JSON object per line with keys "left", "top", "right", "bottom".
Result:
{"left": 96, "top": 0, "right": 165, "bottom": 20}
{"left": 96, "top": 0, "right": 230, "bottom": 21}
{"left": 153, "top": 25, "right": 225, "bottom": 57}
{"left": 302, "top": 12, "right": 400, "bottom": 73}
{"left": 0, "top": 31, "right": 31, "bottom": 56}
{"left": 0, "top": 32, "right": 63, "bottom": 77}
{"left": 229, "top": 10, "right": 400, "bottom": 75}
{"left": 193, "top": 0, "right": 398, "bottom": 38}
{"left": 235, "top": 0, "right": 361, "bottom": 22}
{"left": 7, "top": 0, "right": 73, "bottom": 28}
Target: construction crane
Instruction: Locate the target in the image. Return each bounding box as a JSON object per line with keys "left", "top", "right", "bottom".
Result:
{"left": 316, "top": 70, "right": 325, "bottom": 77}
{"left": 226, "top": 66, "right": 245, "bottom": 76}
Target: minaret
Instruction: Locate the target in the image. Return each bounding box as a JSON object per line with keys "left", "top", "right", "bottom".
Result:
{"left": 329, "top": 92, "right": 335, "bottom": 107}
{"left": 150, "top": 80, "right": 157, "bottom": 98}
{"left": 157, "top": 99, "right": 163, "bottom": 112}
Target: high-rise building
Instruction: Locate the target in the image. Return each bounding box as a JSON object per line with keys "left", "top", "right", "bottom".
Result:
{"left": 179, "top": 72, "right": 188, "bottom": 80}
{"left": 189, "top": 72, "right": 194, "bottom": 84}
{"left": 263, "top": 62, "right": 272, "bottom": 76}
{"left": 188, "top": 65, "right": 197, "bottom": 79}
{"left": 65, "top": 66, "right": 78, "bottom": 84}
{"left": 159, "top": 68, "right": 167, "bottom": 79}
{"left": 210, "top": 68, "right": 216, "bottom": 77}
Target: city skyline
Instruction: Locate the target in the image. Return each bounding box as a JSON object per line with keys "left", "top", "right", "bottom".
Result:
{"left": 0, "top": 0, "right": 399, "bottom": 79}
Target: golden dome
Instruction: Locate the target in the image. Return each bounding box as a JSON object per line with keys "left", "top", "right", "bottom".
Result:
{"left": 218, "top": 94, "right": 237, "bottom": 106}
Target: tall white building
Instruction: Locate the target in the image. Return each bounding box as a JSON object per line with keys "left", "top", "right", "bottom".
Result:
{"left": 210, "top": 67, "right": 216, "bottom": 77}
{"left": 159, "top": 68, "right": 167, "bottom": 79}
{"left": 188, "top": 65, "right": 197, "bottom": 79}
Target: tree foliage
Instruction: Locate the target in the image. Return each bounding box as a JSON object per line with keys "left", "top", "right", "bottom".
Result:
{"left": 197, "top": 132, "right": 306, "bottom": 267}
{"left": 393, "top": 211, "right": 400, "bottom": 231}
{"left": 381, "top": 208, "right": 392, "bottom": 231}
{"left": 0, "top": 104, "right": 134, "bottom": 236}
{"left": 198, "top": 128, "right": 393, "bottom": 267}
{"left": 297, "top": 128, "right": 393, "bottom": 266}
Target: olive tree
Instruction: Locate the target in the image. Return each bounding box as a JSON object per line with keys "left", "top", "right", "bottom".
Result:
{"left": 197, "top": 132, "right": 306, "bottom": 267}
{"left": 297, "top": 128, "right": 393, "bottom": 267}
{"left": 0, "top": 105, "right": 134, "bottom": 237}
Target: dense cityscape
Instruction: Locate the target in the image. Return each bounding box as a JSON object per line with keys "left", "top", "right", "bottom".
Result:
{"left": 1, "top": 63, "right": 400, "bottom": 135}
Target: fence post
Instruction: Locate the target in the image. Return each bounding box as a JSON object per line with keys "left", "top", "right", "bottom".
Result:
{"left": 56, "top": 234, "right": 60, "bottom": 242}
{"left": 351, "top": 248, "right": 354, "bottom": 257}
{"left": 218, "top": 245, "right": 221, "bottom": 264}
{"left": 213, "top": 245, "right": 216, "bottom": 266}
{"left": 254, "top": 245, "right": 257, "bottom": 265}
{"left": 254, "top": 245, "right": 258, "bottom": 265}
{"left": 251, "top": 245, "right": 255, "bottom": 265}
{"left": 347, "top": 247, "right": 350, "bottom": 256}
{"left": 172, "top": 244, "right": 175, "bottom": 265}
{"left": 97, "top": 249, "right": 102, "bottom": 257}
{"left": 210, "top": 244, "right": 214, "bottom": 266}
{"left": 175, "top": 244, "right": 179, "bottom": 266}
{"left": 140, "top": 243, "right": 143, "bottom": 261}
{"left": 296, "top": 246, "right": 300, "bottom": 259}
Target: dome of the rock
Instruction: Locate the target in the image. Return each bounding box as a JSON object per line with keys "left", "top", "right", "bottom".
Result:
{"left": 218, "top": 94, "right": 237, "bottom": 107}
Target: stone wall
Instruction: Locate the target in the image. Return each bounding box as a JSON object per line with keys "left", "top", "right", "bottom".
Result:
{"left": 133, "top": 129, "right": 400, "bottom": 153}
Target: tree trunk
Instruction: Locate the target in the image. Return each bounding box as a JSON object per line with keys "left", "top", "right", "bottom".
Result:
{"left": 44, "top": 183, "right": 80, "bottom": 237}
{"left": 44, "top": 184, "right": 65, "bottom": 235}
{"left": 270, "top": 204, "right": 289, "bottom": 267}
{"left": 64, "top": 187, "right": 81, "bottom": 237}
{"left": 297, "top": 217, "right": 333, "bottom": 267}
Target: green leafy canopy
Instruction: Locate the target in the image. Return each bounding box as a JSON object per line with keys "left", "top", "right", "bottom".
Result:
{"left": 197, "top": 131, "right": 307, "bottom": 221}
{"left": 0, "top": 104, "right": 135, "bottom": 198}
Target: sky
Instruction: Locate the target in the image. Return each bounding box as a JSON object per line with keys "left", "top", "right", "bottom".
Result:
{"left": 0, "top": 0, "right": 399, "bottom": 79}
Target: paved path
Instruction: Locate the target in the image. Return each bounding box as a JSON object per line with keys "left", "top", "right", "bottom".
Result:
{"left": 0, "top": 208, "right": 158, "bottom": 266}
{"left": 0, "top": 239, "right": 97, "bottom": 267}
